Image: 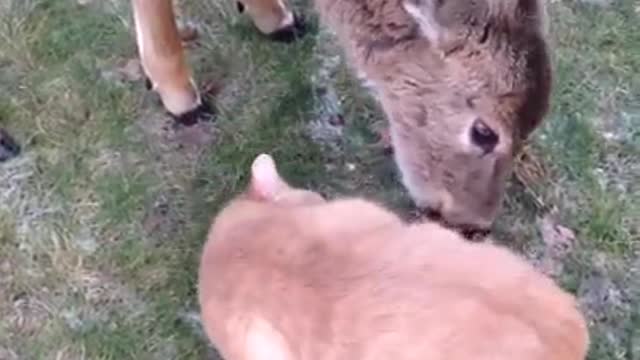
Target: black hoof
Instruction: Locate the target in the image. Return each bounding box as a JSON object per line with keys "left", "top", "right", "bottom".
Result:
{"left": 0, "top": 128, "right": 21, "bottom": 162}
{"left": 168, "top": 99, "right": 216, "bottom": 127}
{"left": 267, "top": 13, "right": 308, "bottom": 43}
{"left": 236, "top": 1, "right": 245, "bottom": 13}
{"left": 144, "top": 76, "right": 153, "bottom": 91}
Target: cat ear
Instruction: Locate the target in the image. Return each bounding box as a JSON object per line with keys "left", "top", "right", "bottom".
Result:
{"left": 248, "top": 153, "right": 285, "bottom": 200}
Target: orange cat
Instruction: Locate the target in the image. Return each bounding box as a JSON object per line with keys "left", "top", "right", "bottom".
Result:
{"left": 198, "top": 153, "right": 589, "bottom": 360}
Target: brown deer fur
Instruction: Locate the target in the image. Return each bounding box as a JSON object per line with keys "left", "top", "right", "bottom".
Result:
{"left": 313, "top": 0, "right": 552, "bottom": 229}
{"left": 198, "top": 153, "right": 589, "bottom": 360}
{"left": 130, "top": 0, "right": 551, "bottom": 229}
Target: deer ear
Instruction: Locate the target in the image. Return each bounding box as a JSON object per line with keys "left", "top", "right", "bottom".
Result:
{"left": 403, "top": 0, "right": 444, "bottom": 47}
{"left": 248, "top": 153, "right": 286, "bottom": 200}
{"left": 403, "top": 0, "right": 464, "bottom": 56}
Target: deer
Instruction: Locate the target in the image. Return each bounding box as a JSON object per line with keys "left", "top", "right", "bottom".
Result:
{"left": 129, "top": 0, "right": 552, "bottom": 234}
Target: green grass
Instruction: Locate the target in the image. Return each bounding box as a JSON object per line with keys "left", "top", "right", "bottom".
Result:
{"left": 0, "top": 0, "right": 638, "bottom": 359}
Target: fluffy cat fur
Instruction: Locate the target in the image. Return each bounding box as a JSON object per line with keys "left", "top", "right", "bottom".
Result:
{"left": 198, "top": 153, "right": 588, "bottom": 360}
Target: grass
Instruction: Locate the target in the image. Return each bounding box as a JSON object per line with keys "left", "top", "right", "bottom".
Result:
{"left": 0, "top": 0, "right": 638, "bottom": 359}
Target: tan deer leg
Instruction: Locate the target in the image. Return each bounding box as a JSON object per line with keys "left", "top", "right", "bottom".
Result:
{"left": 234, "top": 0, "right": 307, "bottom": 43}
{"left": 131, "top": 0, "right": 211, "bottom": 125}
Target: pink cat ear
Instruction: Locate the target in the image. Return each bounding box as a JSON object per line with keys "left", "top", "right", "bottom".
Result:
{"left": 249, "top": 153, "right": 284, "bottom": 200}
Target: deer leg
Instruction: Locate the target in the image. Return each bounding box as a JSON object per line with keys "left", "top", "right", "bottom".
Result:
{"left": 131, "top": 0, "right": 213, "bottom": 126}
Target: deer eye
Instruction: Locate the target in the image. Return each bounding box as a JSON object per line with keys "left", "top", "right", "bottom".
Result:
{"left": 470, "top": 118, "right": 498, "bottom": 154}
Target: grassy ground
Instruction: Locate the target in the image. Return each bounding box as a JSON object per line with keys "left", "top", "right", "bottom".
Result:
{"left": 0, "top": 0, "right": 638, "bottom": 358}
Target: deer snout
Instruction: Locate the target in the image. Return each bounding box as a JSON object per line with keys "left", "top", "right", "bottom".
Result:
{"left": 416, "top": 187, "right": 496, "bottom": 233}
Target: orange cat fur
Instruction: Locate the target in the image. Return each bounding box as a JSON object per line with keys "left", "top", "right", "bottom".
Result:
{"left": 198, "top": 153, "right": 589, "bottom": 360}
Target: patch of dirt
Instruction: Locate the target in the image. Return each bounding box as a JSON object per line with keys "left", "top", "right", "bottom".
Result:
{"left": 142, "top": 194, "right": 185, "bottom": 243}
{"left": 168, "top": 122, "right": 218, "bottom": 150}
{"left": 101, "top": 58, "right": 144, "bottom": 85}
{"left": 535, "top": 215, "right": 576, "bottom": 277}
{"left": 578, "top": 271, "right": 630, "bottom": 322}
{"left": 574, "top": 249, "right": 637, "bottom": 355}
{"left": 307, "top": 86, "right": 344, "bottom": 153}
{"left": 60, "top": 270, "right": 150, "bottom": 332}
{"left": 523, "top": 218, "right": 637, "bottom": 355}
{"left": 142, "top": 201, "right": 170, "bottom": 235}
{"left": 6, "top": 291, "right": 52, "bottom": 338}
{"left": 129, "top": 111, "right": 217, "bottom": 177}
{"left": 576, "top": 265, "right": 634, "bottom": 354}
{"left": 307, "top": 28, "right": 345, "bottom": 155}
{"left": 127, "top": 111, "right": 217, "bottom": 244}
{"left": 520, "top": 213, "right": 578, "bottom": 278}
{"left": 539, "top": 214, "right": 576, "bottom": 255}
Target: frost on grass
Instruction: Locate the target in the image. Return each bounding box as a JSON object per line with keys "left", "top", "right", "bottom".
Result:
{"left": 526, "top": 214, "right": 577, "bottom": 278}
{"left": 0, "top": 154, "right": 61, "bottom": 351}
{"left": 101, "top": 58, "right": 144, "bottom": 85}
{"left": 127, "top": 109, "right": 217, "bottom": 185}
{"left": 576, "top": 251, "right": 638, "bottom": 357}
{"left": 0, "top": 151, "right": 151, "bottom": 354}
{"left": 306, "top": 27, "right": 345, "bottom": 154}
{"left": 0, "top": 154, "right": 61, "bottom": 247}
